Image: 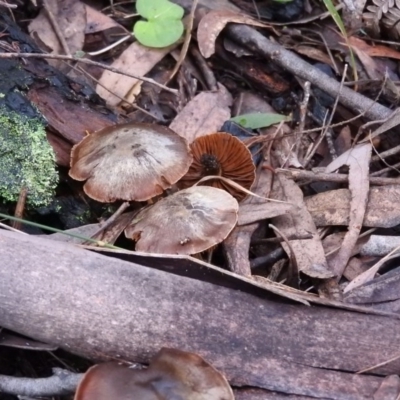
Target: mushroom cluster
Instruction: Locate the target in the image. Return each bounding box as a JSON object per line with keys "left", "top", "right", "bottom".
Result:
{"left": 69, "top": 123, "right": 256, "bottom": 255}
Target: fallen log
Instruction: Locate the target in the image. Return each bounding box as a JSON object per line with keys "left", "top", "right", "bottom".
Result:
{"left": 0, "top": 230, "right": 400, "bottom": 399}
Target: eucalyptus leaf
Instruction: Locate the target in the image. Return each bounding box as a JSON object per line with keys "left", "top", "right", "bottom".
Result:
{"left": 136, "top": 0, "right": 184, "bottom": 21}
{"left": 134, "top": 19, "right": 184, "bottom": 48}
{"left": 230, "top": 113, "right": 290, "bottom": 129}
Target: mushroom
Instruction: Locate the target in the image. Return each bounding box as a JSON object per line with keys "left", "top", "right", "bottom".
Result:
{"left": 69, "top": 123, "right": 192, "bottom": 202}
{"left": 178, "top": 132, "right": 255, "bottom": 201}
{"left": 74, "top": 348, "right": 234, "bottom": 400}
{"left": 125, "top": 186, "right": 239, "bottom": 254}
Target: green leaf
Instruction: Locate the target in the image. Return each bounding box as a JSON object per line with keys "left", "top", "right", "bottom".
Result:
{"left": 134, "top": 19, "right": 184, "bottom": 48}
{"left": 136, "top": 0, "right": 184, "bottom": 21}
{"left": 230, "top": 113, "right": 291, "bottom": 129}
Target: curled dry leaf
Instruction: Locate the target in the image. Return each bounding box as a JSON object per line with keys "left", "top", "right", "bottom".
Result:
{"left": 325, "top": 143, "right": 372, "bottom": 278}
{"left": 74, "top": 347, "right": 234, "bottom": 400}
{"left": 197, "top": 9, "right": 271, "bottom": 58}
{"left": 125, "top": 186, "right": 239, "bottom": 254}
{"left": 179, "top": 132, "right": 255, "bottom": 201}
{"left": 69, "top": 123, "right": 192, "bottom": 203}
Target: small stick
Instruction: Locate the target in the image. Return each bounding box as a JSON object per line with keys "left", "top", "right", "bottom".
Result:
{"left": 42, "top": 0, "right": 71, "bottom": 56}
{"left": 12, "top": 187, "right": 28, "bottom": 230}
{"left": 166, "top": 0, "right": 199, "bottom": 84}
{"left": 81, "top": 201, "right": 130, "bottom": 245}
{"left": 278, "top": 168, "right": 400, "bottom": 185}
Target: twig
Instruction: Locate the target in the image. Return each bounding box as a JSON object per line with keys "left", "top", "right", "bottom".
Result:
{"left": 166, "top": 0, "right": 199, "bottom": 84}
{"left": 76, "top": 66, "right": 162, "bottom": 121}
{"left": 320, "top": 64, "right": 349, "bottom": 162}
{"left": 278, "top": 168, "right": 400, "bottom": 185}
{"left": 370, "top": 160, "right": 400, "bottom": 176}
{"left": 42, "top": 0, "right": 71, "bottom": 56}
{"left": 190, "top": 46, "right": 217, "bottom": 91}
{"left": 0, "top": 368, "right": 82, "bottom": 397}
{"left": 0, "top": 53, "right": 178, "bottom": 94}
{"left": 371, "top": 143, "right": 400, "bottom": 162}
{"left": 0, "top": 1, "right": 17, "bottom": 8}
{"left": 226, "top": 24, "right": 392, "bottom": 122}
{"left": 294, "top": 81, "right": 310, "bottom": 158}
{"left": 81, "top": 201, "right": 130, "bottom": 245}
{"left": 12, "top": 187, "right": 27, "bottom": 230}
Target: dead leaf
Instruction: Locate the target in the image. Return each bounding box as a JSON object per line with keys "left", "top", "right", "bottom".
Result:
{"left": 238, "top": 202, "right": 293, "bottom": 225}
{"left": 28, "top": 0, "right": 86, "bottom": 69}
{"left": 305, "top": 186, "right": 400, "bottom": 228}
{"left": 345, "top": 264, "right": 400, "bottom": 302}
{"left": 372, "top": 375, "right": 400, "bottom": 399}
{"left": 344, "top": 251, "right": 400, "bottom": 294}
{"left": 325, "top": 143, "right": 372, "bottom": 278}
{"left": 96, "top": 41, "right": 178, "bottom": 106}
{"left": 271, "top": 174, "right": 334, "bottom": 279}
{"left": 169, "top": 85, "right": 232, "bottom": 143}
{"left": 197, "top": 9, "right": 271, "bottom": 58}
{"left": 85, "top": 5, "right": 124, "bottom": 34}
{"left": 349, "top": 36, "right": 400, "bottom": 60}
{"left": 360, "top": 108, "right": 400, "bottom": 143}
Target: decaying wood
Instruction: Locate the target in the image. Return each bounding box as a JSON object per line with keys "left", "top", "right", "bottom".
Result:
{"left": 1, "top": 230, "right": 400, "bottom": 399}
{"left": 0, "top": 14, "right": 118, "bottom": 166}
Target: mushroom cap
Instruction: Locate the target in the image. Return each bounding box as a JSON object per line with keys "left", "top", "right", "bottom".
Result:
{"left": 179, "top": 132, "right": 255, "bottom": 201}
{"left": 69, "top": 123, "right": 192, "bottom": 202}
{"left": 74, "top": 348, "right": 234, "bottom": 400}
{"left": 125, "top": 186, "right": 239, "bottom": 254}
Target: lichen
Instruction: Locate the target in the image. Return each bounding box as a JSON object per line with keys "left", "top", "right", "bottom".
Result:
{"left": 0, "top": 107, "right": 58, "bottom": 206}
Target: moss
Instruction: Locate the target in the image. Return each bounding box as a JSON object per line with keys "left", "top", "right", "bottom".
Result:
{"left": 0, "top": 107, "right": 58, "bottom": 207}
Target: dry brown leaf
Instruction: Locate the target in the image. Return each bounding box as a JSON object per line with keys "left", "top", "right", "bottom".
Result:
{"left": 295, "top": 45, "right": 336, "bottom": 67}
{"left": 125, "top": 186, "right": 239, "bottom": 255}
{"left": 85, "top": 5, "right": 124, "bottom": 34}
{"left": 344, "top": 262, "right": 400, "bottom": 302}
{"left": 271, "top": 174, "right": 334, "bottom": 279}
{"left": 169, "top": 85, "right": 232, "bottom": 143}
{"left": 238, "top": 202, "right": 293, "bottom": 225}
{"left": 306, "top": 186, "right": 400, "bottom": 228}
{"left": 325, "top": 143, "right": 372, "bottom": 278}
{"left": 351, "top": 46, "right": 382, "bottom": 80}
{"left": 348, "top": 36, "right": 400, "bottom": 60}
{"left": 197, "top": 9, "right": 271, "bottom": 58}
{"left": 343, "top": 247, "right": 400, "bottom": 293}
{"left": 96, "top": 41, "right": 178, "bottom": 106}
{"left": 28, "top": 0, "right": 86, "bottom": 69}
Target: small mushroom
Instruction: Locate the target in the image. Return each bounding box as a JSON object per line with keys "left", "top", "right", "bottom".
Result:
{"left": 179, "top": 132, "right": 255, "bottom": 201}
{"left": 125, "top": 186, "right": 239, "bottom": 254}
{"left": 69, "top": 123, "right": 192, "bottom": 202}
{"left": 74, "top": 348, "right": 234, "bottom": 400}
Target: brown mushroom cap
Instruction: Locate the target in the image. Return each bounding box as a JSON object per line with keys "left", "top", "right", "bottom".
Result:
{"left": 69, "top": 123, "right": 192, "bottom": 202}
{"left": 125, "top": 186, "right": 239, "bottom": 254}
{"left": 74, "top": 348, "right": 234, "bottom": 400}
{"left": 179, "top": 132, "right": 255, "bottom": 201}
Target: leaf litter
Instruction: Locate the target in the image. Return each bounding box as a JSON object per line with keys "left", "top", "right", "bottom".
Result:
{"left": 5, "top": 0, "right": 400, "bottom": 398}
